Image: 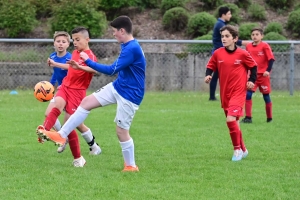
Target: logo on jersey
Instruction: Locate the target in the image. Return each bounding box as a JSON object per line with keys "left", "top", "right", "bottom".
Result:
{"left": 218, "top": 60, "right": 224, "bottom": 63}
{"left": 258, "top": 51, "right": 264, "bottom": 56}
{"left": 261, "top": 85, "right": 268, "bottom": 92}
{"left": 234, "top": 60, "right": 241, "bottom": 65}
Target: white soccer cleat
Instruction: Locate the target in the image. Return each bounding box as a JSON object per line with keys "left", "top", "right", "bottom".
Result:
{"left": 73, "top": 156, "right": 86, "bottom": 167}
{"left": 89, "top": 143, "right": 102, "bottom": 155}
{"left": 232, "top": 149, "right": 243, "bottom": 161}
{"left": 57, "top": 139, "right": 69, "bottom": 153}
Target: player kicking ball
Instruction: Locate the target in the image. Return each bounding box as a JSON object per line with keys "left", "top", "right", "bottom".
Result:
{"left": 37, "top": 16, "right": 146, "bottom": 171}
{"left": 204, "top": 25, "right": 257, "bottom": 161}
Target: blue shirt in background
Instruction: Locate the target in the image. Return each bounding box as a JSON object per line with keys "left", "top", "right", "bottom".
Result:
{"left": 85, "top": 39, "right": 146, "bottom": 105}
{"left": 49, "top": 52, "right": 71, "bottom": 86}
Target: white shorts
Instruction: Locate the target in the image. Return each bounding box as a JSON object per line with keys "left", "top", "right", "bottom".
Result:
{"left": 92, "top": 82, "right": 139, "bottom": 130}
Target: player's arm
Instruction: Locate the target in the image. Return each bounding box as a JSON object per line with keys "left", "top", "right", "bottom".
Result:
{"left": 204, "top": 54, "right": 217, "bottom": 83}
{"left": 47, "top": 58, "right": 69, "bottom": 70}
{"left": 66, "top": 60, "right": 98, "bottom": 74}
{"left": 80, "top": 49, "right": 134, "bottom": 75}
{"left": 264, "top": 45, "right": 275, "bottom": 76}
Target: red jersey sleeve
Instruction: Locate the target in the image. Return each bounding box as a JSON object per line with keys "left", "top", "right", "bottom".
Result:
{"left": 243, "top": 50, "right": 257, "bottom": 69}
{"left": 263, "top": 43, "right": 275, "bottom": 61}
{"left": 206, "top": 53, "right": 217, "bottom": 72}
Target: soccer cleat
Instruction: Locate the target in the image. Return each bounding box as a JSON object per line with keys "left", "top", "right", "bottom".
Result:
{"left": 242, "top": 149, "right": 248, "bottom": 158}
{"left": 36, "top": 125, "right": 46, "bottom": 143}
{"left": 241, "top": 117, "right": 252, "bottom": 123}
{"left": 232, "top": 149, "right": 243, "bottom": 161}
{"left": 122, "top": 165, "right": 139, "bottom": 172}
{"left": 73, "top": 156, "right": 86, "bottom": 167}
{"left": 267, "top": 118, "right": 272, "bottom": 123}
{"left": 57, "top": 139, "right": 69, "bottom": 153}
{"left": 209, "top": 97, "right": 218, "bottom": 101}
{"left": 37, "top": 129, "right": 66, "bottom": 146}
{"left": 89, "top": 143, "right": 102, "bottom": 155}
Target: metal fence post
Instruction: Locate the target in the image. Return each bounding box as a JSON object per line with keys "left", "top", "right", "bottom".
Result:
{"left": 289, "top": 42, "right": 295, "bottom": 96}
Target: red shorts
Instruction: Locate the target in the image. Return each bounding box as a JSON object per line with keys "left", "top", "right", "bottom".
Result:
{"left": 252, "top": 74, "right": 271, "bottom": 94}
{"left": 224, "top": 105, "right": 243, "bottom": 119}
{"left": 55, "top": 85, "right": 86, "bottom": 114}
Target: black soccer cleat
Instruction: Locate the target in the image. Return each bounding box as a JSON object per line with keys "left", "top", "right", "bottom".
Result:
{"left": 267, "top": 118, "right": 272, "bottom": 123}
{"left": 241, "top": 117, "right": 252, "bottom": 123}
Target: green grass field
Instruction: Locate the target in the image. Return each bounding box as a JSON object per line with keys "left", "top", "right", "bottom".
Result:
{"left": 0, "top": 90, "right": 299, "bottom": 200}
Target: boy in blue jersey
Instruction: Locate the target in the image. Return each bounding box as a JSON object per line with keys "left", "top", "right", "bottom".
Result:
{"left": 209, "top": 6, "right": 249, "bottom": 101}
{"left": 38, "top": 16, "right": 146, "bottom": 172}
{"left": 39, "top": 31, "right": 101, "bottom": 157}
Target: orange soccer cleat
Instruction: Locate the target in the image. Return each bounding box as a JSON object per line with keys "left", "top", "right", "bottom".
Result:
{"left": 37, "top": 129, "right": 67, "bottom": 146}
{"left": 122, "top": 165, "right": 139, "bottom": 172}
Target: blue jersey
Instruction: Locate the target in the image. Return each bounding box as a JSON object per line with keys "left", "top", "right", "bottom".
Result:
{"left": 85, "top": 39, "right": 146, "bottom": 105}
{"left": 49, "top": 52, "right": 71, "bottom": 86}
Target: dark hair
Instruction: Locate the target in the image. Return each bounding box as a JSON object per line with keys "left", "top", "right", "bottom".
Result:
{"left": 71, "top": 26, "right": 91, "bottom": 38}
{"left": 251, "top": 27, "right": 264, "bottom": 35}
{"left": 110, "top": 15, "right": 133, "bottom": 34}
{"left": 220, "top": 25, "right": 239, "bottom": 39}
{"left": 218, "top": 6, "right": 230, "bottom": 17}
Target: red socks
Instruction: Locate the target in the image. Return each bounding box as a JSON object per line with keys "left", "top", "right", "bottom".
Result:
{"left": 43, "top": 108, "right": 61, "bottom": 131}
{"left": 245, "top": 99, "right": 252, "bottom": 118}
{"left": 266, "top": 102, "right": 272, "bottom": 119}
{"left": 68, "top": 130, "right": 81, "bottom": 159}
{"left": 226, "top": 121, "right": 241, "bottom": 150}
{"left": 240, "top": 130, "right": 246, "bottom": 151}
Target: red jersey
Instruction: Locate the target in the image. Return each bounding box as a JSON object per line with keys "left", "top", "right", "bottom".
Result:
{"left": 206, "top": 47, "right": 257, "bottom": 109}
{"left": 246, "top": 41, "right": 274, "bottom": 74}
{"left": 62, "top": 49, "right": 97, "bottom": 89}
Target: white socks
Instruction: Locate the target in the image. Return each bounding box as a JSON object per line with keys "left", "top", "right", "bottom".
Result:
{"left": 81, "top": 129, "right": 98, "bottom": 148}
{"left": 120, "top": 138, "right": 135, "bottom": 167}
{"left": 59, "top": 106, "right": 90, "bottom": 138}
{"left": 53, "top": 119, "right": 61, "bottom": 131}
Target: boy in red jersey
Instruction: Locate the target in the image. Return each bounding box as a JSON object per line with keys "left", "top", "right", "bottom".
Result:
{"left": 205, "top": 25, "right": 257, "bottom": 161}
{"left": 241, "top": 28, "right": 275, "bottom": 123}
{"left": 37, "top": 27, "right": 101, "bottom": 167}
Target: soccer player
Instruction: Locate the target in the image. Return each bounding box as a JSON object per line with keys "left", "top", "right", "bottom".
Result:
{"left": 209, "top": 6, "right": 249, "bottom": 101}
{"left": 241, "top": 28, "right": 275, "bottom": 123}
{"left": 37, "top": 16, "right": 146, "bottom": 172}
{"left": 37, "top": 27, "right": 101, "bottom": 167}
{"left": 205, "top": 25, "right": 257, "bottom": 161}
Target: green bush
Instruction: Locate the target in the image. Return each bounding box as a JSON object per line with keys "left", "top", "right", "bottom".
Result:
{"left": 136, "top": 0, "right": 161, "bottom": 8}
{"left": 235, "top": 0, "right": 251, "bottom": 9}
{"left": 215, "top": 3, "right": 241, "bottom": 24}
{"left": 201, "top": 0, "right": 224, "bottom": 9}
{"left": 160, "top": 0, "right": 185, "bottom": 13}
{"left": 238, "top": 23, "right": 258, "bottom": 40}
{"left": 248, "top": 4, "right": 266, "bottom": 20}
{"left": 187, "top": 34, "right": 213, "bottom": 54}
{"left": 162, "top": 7, "right": 189, "bottom": 32}
{"left": 263, "top": 32, "right": 289, "bottom": 52}
{"left": 29, "top": 0, "right": 58, "bottom": 18}
{"left": 99, "top": 0, "right": 136, "bottom": 11}
{"left": 0, "top": 0, "right": 38, "bottom": 37}
{"left": 294, "top": 3, "right": 300, "bottom": 11}
{"left": 51, "top": 1, "right": 107, "bottom": 38}
{"left": 266, "top": 0, "right": 295, "bottom": 9}
{"left": 287, "top": 9, "right": 300, "bottom": 37}
{"left": 264, "top": 22, "right": 283, "bottom": 34}
{"left": 187, "top": 12, "right": 216, "bottom": 38}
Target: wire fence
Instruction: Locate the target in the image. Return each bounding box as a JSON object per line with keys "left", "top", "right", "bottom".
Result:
{"left": 0, "top": 39, "right": 299, "bottom": 95}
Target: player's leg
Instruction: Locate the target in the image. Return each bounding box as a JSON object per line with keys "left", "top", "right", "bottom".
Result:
{"left": 261, "top": 76, "right": 272, "bottom": 122}
{"left": 45, "top": 98, "right": 62, "bottom": 131}
{"left": 225, "top": 106, "right": 243, "bottom": 161}
{"left": 209, "top": 71, "right": 218, "bottom": 101}
{"left": 241, "top": 90, "right": 254, "bottom": 123}
{"left": 76, "top": 123, "right": 102, "bottom": 155}
{"left": 236, "top": 120, "right": 248, "bottom": 158}
{"left": 114, "top": 93, "right": 139, "bottom": 172}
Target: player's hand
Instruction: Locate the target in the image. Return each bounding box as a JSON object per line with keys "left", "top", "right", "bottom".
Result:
{"left": 246, "top": 81, "right": 254, "bottom": 89}
{"left": 263, "top": 71, "right": 270, "bottom": 77}
{"left": 47, "top": 58, "right": 55, "bottom": 67}
{"left": 80, "top": 52, "right": 89, "bottom": 61}
{"left": 67, "top": 60, "right": 82, "bottom": 70}
{"left": 204, "top": 75, "right": 212, "bottom": 84}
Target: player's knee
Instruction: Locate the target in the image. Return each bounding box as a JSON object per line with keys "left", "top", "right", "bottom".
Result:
{"left": 263, "top": 94, "right": 271, "bottom": 103}
{"left": 246, "top": 91, "right": 253, "bottom": 100}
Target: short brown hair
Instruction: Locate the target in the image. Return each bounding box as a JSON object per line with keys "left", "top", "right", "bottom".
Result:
{"left": 53, "top": 31, "right": 71, "bottom": 43}
{"left": 110, "top": 15, "right": 133, "bottom": 34}
{"left": 251, "top": 27, "right": 264, "bottom": 35}
{"left": 220, "top": 25, "right": 239, "bottom": 39}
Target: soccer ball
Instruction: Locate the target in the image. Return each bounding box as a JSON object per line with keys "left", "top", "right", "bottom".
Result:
{"left": 34, "top": 81, "right": 55, "bottom": 102}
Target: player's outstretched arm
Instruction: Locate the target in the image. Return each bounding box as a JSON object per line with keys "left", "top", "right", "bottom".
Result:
{"left": 67, "top": 60, "right": 98, "bottom": 74}
{"left": 47, "top": 58, "right": 69, "bottom": 70}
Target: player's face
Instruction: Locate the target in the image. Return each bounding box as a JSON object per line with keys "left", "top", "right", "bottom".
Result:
{"left": 221, "top": 30, "right": 237, "bottom": 48}
{"left": 54, "top": 36, "right": 69, "bottom": 53}
{"left": 251, "top": 30, "right": 263, "bottom": 44}
{"left": 112, "top": 27, "right": 125, "bottom": 43}
{"left": 72, "top": 33, "right": 89, "bottom": 51}
{"left": 223, "top": 11, "right": 232, "bottom": 22}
